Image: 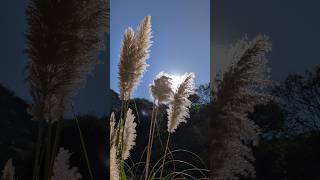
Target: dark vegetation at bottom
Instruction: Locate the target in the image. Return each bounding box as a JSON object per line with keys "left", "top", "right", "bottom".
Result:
{"left": 0, "top": 84, "right": 108, "bottom": 179}
{"left": 1, "top": 66, "right": 320, "bottom": 180}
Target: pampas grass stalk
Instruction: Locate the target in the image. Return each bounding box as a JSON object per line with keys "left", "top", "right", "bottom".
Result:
{"left": 32, "top": 120, "right": 44, "bottom": 179}
{"left": 167, "top": 73, "right": 195, "bottom": 133}
{"left": 25, "top": 0, "right": 108, "bottom": 179}
{"left": 113, "top": 15, "right": 152, "bottom": 180}
{"left": 48, "top": 119, "right": 63, "bottom": 178}
{"left": 44, "top": 123, "right": 53, "bottom": 179}
{"left": 26, "top": 0, "right": 108, "bottom": 124}
{"left": 1, "top": 159, "right": 15, "bottom": 180}
{"left": 144, "top": 72, "right": 173, "bottom": 179}
{"left": 113, "top": 15, "right": 205, "bottom": 180}
{"left": 111, "top": 108, "right": 137, "bottom": 180}
{"left": 209, "top": 35, "right": 272, "bottom": 179}
{"left": 144, "top": 101, "right": 156, "bottom": 180}
{"left": 160, "top": 73, "right": 195, "bottom": 179}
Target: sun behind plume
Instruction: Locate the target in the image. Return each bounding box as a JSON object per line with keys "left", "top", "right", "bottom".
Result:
{"left": 150, "top": 72, "right": 174, "bottom": 104}
{"left": 170, "top": 75, "right": 184, "bottom": 91}
{"left": 167, "top": 73, "right": 195, "bottom": 133}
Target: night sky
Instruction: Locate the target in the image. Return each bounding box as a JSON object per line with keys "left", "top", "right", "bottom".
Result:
{"left": 0, "top": 0, "right": 110, "bottom": 116}
{"left": 110, "top": 0, "right": 210, "bottom": 100}
{"left": 212, "top": 0, "right": 320, "bottom": 81}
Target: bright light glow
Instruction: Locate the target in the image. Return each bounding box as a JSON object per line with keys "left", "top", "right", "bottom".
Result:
{"left": 170, "top": 74, "right": 183, "bottom": 91}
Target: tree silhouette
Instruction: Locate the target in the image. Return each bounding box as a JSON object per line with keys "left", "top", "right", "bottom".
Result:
{"left": 274, "top": 66, "right": 320, "bottom": 134}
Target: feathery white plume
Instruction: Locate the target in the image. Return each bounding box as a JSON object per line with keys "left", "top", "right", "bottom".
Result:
{"left": 135, "top": 16, "right": 152, "bottom": 64}
{"left": 109, "top": 112, "right": 120, "bottom": 180}
{"left": 110, "top": 112, "right": 117, "bottom": 145}
{"left": 52, "top": 148, "right": 82, "bottom": 180}
{"left": 1, "top": 159, "right": 15, "bottom": 180}
{"left": 26, "top": 0, "right": 108, "bottom": 123}
{"left": 210, "top": 35, "right": 273, "bottom": 179}
{"left": 119, "top": 16, "right": 152, "bottom": 100}
{"left": 110, "top": 112, "right": 116, "bottom": 138}
{"left": 122, "top": 108, "right": 137, "bottom": 160}
{"left": 150, "top": 72, "right": 174, "bottom": 104}
{"left": 167, "top": 73, "right": 195, "bottom": 133}
{"left": 110, "top": 145, "right": 119, "bottom": 180}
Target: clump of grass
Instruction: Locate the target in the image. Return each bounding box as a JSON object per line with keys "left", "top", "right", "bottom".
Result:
{"left": 209, "top": 35, "right": 273, "bottom": 179}
{"left": 111, "top": 15, "right": 152, "bottom": 180}
{"left": 110, "top": 15, "right": 208, "bottom": 180}
{"left": 25, "top": 0, "right": 108, "bottom": 179}
{"left": 144, "top": 72, "right": 174, "bottom": 179}
{"left": 159, "top": 72, "right": 195, "bottom": 179}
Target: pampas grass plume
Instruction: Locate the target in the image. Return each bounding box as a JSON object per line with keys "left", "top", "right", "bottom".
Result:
{"left": 167, "top": 73, "right": 195, "bottom": 133}
{"left": 122, "top": 108, "right": 137, "bottom": 160}
{"left": 26, "top": 0, "right": 108, "bottom": 123}
{"left": 110, "top": 112, "right": 117, "bottom": 145}
{"left": 110, "top": 145, "right": 119, "bottom": 180}
{"left": 52, "top": 148, "right": 82, "bottom": 180}
{"left": 118, "top": 16, "right": 152, "bottom": 100}
{"left": 1, "top": 159, "right": 15, "bottom": 180}
{"left": 150, "top": 72, "right": 174, "bottom": 103}
{"left": 109, "top": 112, "right": 120, "bottom": 180}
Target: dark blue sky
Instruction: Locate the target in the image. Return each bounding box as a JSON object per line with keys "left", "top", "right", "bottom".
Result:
{"left": 0, "top": 0, "right": 29, "bottom": 99}
{"left": 110, "top": 0, "right": 210, "bottom": 99}
{"left": 212, "top": 0, "right": 320, "bottom": 80}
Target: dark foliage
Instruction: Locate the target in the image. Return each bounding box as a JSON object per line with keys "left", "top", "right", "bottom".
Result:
{"left": 0, "top": 84, "right": 107, "bottom": 179}
{"left": 248, "top": 102, "right": 286, "bottom": 137}
{"left": 253, "top": 132, "right": 320, "bottom": 180}
{"left": 274, "top": 66, "right": 320, "bottom": 134}
{"left": 60, "top": 116, "right": 108, "bottom": 179}
{"left": 0, "top": 84, "right": 37, "bottom": 178}
{"left": 1, "top": 78, "right": 320, "bottom": 179}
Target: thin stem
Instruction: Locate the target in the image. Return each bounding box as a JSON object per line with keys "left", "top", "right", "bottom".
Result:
{"left": 149, "top": 106, "right": 159, "bottom": 158}
{"left": 44, "top": 123, "right": 53, "bottom": 180}
{"left": 32, "top": 120, "right": 45, "bottom": 180}
{"left": 144, "top": 100, "right": 156, "bottom": 180}
{"left": 72, "top": 105, "right": 94, "bottom": 180}
{"left": 76, "top": 118, "right": 94, "bottom": 180}
{"left": 159, "top": 133, "right": 171, "bottom": 179}
{"left": 155, "top": 116, "right": 165, "bottom": 151}
{"left": 120, "top": 100, "right": 124, "bottom": 120}
{"left": 133, "top": 99, "right": 141, "bottom": 123}
{"left": 48, "top": 119, "right": 63, "bottom": 180}
{"left": 38, "top": 138, "right": 46, "bottom": 179}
